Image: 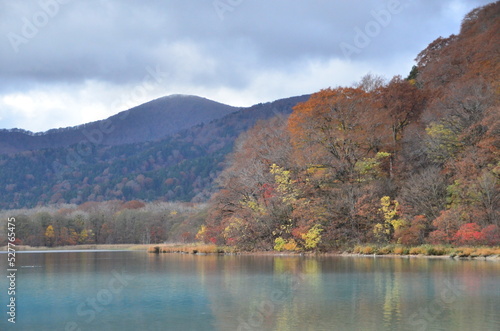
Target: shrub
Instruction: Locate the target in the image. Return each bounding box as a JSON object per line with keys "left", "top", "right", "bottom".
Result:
{"left": 409, "top": 245, "right": 428, "bottom": 255}
{"left": 361, "top": 245, "right": 375, "bottom": 254}
{"left": 454, "top": 247, "right": 475, "bottom": 257}
{"left": 353, "top": 245, "right": 363, "bottom": 254}
{"left": 481, "top": 225, "right": 500, "bottom": 246}
{"left": 274, "top": 237, "right": 299, "bottom": 251}
{"left": 453, "top": 223, "right": 485, "bottom": 245}
{"left": 283, "top": 239, "right": 299, "bottom": 251}
{"left": 393, "top": 246, "right": 407, "bottom": 255}
{"left": 426, "top": 245, "right": 450, "bottom": 256}
{"left": 377, "top": 245, "right": 394, "bottom": 255}
{"left": 274, "top": 237, "right": 286, "bottom": 252}
{"left": 353, "top": 245, "right": 377, "bottom": 254}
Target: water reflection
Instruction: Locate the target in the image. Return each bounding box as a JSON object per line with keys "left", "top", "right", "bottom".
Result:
{"left": 1, "top": 252, "right": 498, "bottom": 331}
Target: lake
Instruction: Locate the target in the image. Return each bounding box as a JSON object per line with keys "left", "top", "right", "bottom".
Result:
{"left": 1, "top": 251, "right": 499, "bottom": 331}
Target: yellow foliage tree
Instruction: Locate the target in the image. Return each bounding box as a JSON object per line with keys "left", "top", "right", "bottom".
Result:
{"left": 354, "top": 151, "right": 391, "bottom": 181}
{"left": 425, "top": 122, "right": 462, "bottom": 162}
{"left": 373, "top": 196, "right": 406, "bottom": 242}
{"left": 270, "top": 164, "right": 298, "bottom": 204}
{"left": 274, "top": 237, "right": 299, "bottom": 251}
{"left": 195, "top": 225, "right": 207, "bottom": 242}
{"left": 44, "top": 225, "right": 55, "bottom": 246}
{"left": 78, "top": 229, "right": 89, "bottom": 244}
{"left": 302, "top": 224, "right": 323, "bottom": 250}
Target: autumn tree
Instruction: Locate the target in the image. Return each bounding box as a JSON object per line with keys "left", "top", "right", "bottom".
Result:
{"left": 376, "top": 76, "right": 427, "bottom": 177}
{"left": 399, "top": 166, "right": 447, "bottom": 220}
{"left": 44, "top": 225, "right": 55, "bottom": 246}
{"left": 287, "top": 87, "right": 394, "bottom": 247}
{"left": 205, "top": 116, "right": 295, "bottom": 249}
{"left": 289, "top": 87, "right": 383, "bottom": 182}
{"left": 354, "top": 73, "right": 386, "bottom": 92}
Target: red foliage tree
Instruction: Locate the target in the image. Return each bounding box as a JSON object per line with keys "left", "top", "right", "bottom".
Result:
{"left": 481, "top": 225, "right": 500, "bottom": 246}
{"left": 397, "top": 215, "right": 429, "bottom": 246}
{"left": 453, "top": 223, "right": 485, "bottom": 245}
{"left": 428, "top": 230, "right": 450, "bottom": 245}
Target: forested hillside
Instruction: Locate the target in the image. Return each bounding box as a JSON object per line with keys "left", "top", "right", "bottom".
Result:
{"left": 0, "top": 95, "right": 308, "bottom": 208}
{"left": 201, "top": 3, "right": 499, "bottom": 251}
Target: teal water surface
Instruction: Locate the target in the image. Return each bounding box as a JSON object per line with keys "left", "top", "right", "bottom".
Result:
{"left": 1, "top": 251, "right": 499, "bottom": 331}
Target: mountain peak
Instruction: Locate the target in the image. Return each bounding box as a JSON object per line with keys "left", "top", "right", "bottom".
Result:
{"left": 0, "top": 95, "right": 240, "bottom": 154}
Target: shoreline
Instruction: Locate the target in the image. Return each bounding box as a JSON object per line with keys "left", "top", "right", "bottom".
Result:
{"left": 147, "top": 244, "right": 500, "bottom": 262}
{"left": 2, "top": 244, "right": 499, "bottom": 261}
{"left": 0, "top": 244, "right": 151, "bottom": 251}
{"left": 233, "top": 251, "right": 500, "bottom": 261}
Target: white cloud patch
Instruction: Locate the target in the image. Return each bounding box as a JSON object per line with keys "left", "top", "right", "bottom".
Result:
{"left": 0, "top": 0, "right": 495, "bottom": 131}
{"left": 0, "top": 81, "right": 165, "bottom": 132}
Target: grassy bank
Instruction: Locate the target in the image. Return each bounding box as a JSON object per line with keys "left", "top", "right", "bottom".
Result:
{"left": 147, "top": 243, "right": 500, "bottom": 260}
{"left": 3, "top": 243, "right": 500, "bottom": 261}
{"left": 349, "top": 244, "right": 500, "bottom": 259}
{"left": 147, "top": 243, "right": 237, "bottom": 254}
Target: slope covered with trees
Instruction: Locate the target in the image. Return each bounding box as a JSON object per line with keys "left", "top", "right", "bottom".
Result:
{"left": 200, "top": 3, "right": 499, "bottom": 251}
{"left": 0, "top": 95, "right": 308, "bottom": 208}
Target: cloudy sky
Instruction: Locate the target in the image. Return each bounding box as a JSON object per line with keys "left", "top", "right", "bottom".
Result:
{"left": 0, "top": 0, "right": 494, "bottom": 132}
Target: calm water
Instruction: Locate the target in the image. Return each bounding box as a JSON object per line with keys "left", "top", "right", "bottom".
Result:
{"left": 0, "top": 251, "right": 499, "bottom": 331}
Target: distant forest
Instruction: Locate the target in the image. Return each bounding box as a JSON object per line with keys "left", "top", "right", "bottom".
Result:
{"left": 0, "top": 201, "right": 206, "bottom": 246}
{"left": 1, "top": 3, "right": 499, "bottom": 250}
{"left": 0, "top": 95, "right": 306, "bottom": 209}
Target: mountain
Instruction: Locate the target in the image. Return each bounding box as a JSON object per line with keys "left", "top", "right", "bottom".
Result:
{"left": 0, "top": 94, "right": 309, "bottom": 208}
{"left": 0, "top": 95, "right": 239, "bottom": 154}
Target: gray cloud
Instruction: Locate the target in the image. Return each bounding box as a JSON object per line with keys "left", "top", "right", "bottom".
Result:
{"left": 0, "top": 0, "right": 495, "bottom": 131}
